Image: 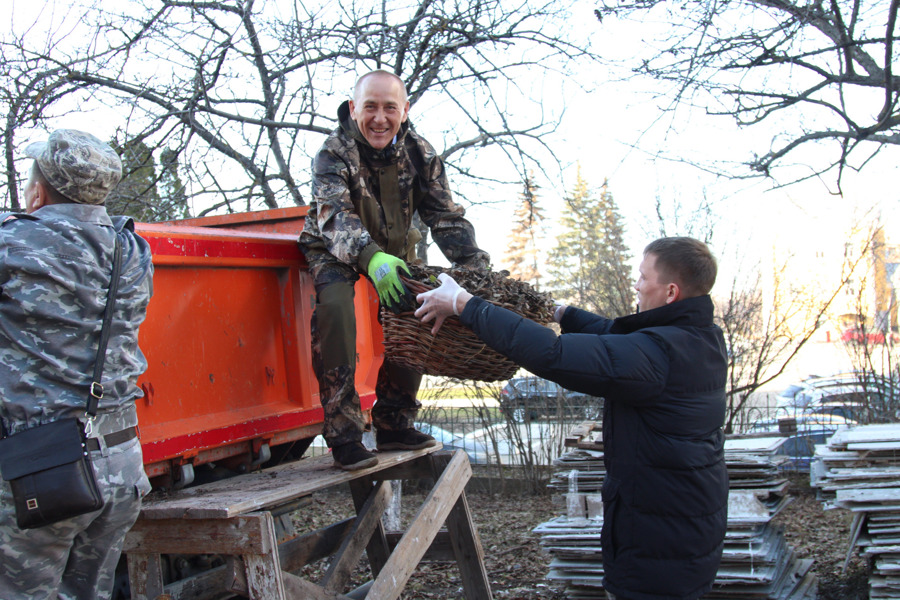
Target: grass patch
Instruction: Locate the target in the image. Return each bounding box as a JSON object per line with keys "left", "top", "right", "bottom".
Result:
{"left": 418, "top": 385, "right": 501, "bottom": 401}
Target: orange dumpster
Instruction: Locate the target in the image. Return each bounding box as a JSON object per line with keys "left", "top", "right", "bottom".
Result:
{"left": 134, "top": 208, "right": 382, "bottom": 487}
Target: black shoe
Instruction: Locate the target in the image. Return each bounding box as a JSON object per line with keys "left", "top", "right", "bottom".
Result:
{"left": 332, "top": 442, "right": 378, "bottom": 471}
{"left": 376, "top": 428, "right": 439, "bottom": 451}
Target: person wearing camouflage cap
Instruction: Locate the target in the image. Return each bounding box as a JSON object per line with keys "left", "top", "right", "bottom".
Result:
{"left": 0, "top": 129, "right": 154, "bottom": 599}
{"left": 299, "top": 70, "right": 490, "bottom": 470}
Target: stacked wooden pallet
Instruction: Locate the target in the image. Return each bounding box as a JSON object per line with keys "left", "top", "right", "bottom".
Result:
{"left": 811, "top": 423, "right": 900, "bottom": 599}
{"left": 534, "top": 426, "right": 816, "bottom": 599}
{"left": 714, "top": 437, "right": 816, "bottom": 600}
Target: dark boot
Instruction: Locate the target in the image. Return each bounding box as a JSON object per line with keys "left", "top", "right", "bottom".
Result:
{"left": 332, "top": 442, "right": 378, "bottom": 471}
{"left": 376, "top": 428, "right": 438, "bottom": 451}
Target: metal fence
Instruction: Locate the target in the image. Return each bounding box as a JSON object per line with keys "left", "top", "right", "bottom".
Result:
{"left": 304, "top": 390, "right": 868, "bottom": 477}
{"left": 418, "top": 394, "right": 855, "bottom": 475}
{"left": 418, "top": 398, "right": 593, "bottom": 472}
{"left": 737, "top": 396, "right": 866, "bottom": 472}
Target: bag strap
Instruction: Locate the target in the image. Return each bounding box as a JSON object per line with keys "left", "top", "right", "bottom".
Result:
{"left": 86, "top": 236, "right": 123, "bottom": 417}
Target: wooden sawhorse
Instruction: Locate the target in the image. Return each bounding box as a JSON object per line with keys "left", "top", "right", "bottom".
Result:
{"left": 124, "top": 446, "right": 492, "bottom": 599}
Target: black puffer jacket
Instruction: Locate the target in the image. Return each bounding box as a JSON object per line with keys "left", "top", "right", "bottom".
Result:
{"left": 460, "top": 294, "right": 729, "bottom": 600}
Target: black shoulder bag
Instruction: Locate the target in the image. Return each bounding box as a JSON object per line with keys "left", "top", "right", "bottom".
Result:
{"left": 0, "top": 238, "right": 122, "bottom": 529}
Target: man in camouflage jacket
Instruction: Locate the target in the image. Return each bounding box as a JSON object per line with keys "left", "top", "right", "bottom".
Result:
{"left": 299, "top": 70, "right": 489, "bottom": 470}
{"left": 0, "top": 130, "right": 154, "bottom": 599}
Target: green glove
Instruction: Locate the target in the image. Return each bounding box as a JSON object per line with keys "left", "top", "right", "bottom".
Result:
{"left": 367, "top": 251, "right": 413, "bottom": 310}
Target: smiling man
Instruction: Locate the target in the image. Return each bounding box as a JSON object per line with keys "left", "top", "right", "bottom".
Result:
{"left": 299, "top": 70, "right": 489, "bottom": 470}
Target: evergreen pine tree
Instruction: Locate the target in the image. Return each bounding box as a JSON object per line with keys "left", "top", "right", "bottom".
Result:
{"left": 106, "top": 138, "right": 191, "bottom": 222}
{"left": 547, "top": 166, "right": 634, "bottom": 317}
{"left": 106, "top": 138, "right": 159, "bottom": 221}
{"left": 159, "top": 147, "right": 191, "bottom": 220}
{"left": 503, "top": 176, "right": 544, "bottom": 287}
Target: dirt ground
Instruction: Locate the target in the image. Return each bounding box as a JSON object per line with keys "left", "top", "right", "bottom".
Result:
{"left": 297, "top": 472, "right": 870, "bottom": 600}
{"left": 774, "top": 474, "right": 869, "bottom": 600}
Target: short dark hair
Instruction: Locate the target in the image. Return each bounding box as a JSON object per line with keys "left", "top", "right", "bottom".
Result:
{"left": 643, "top": 237, "right": 717, "bottom": 297}
{"left": 32, "top": 161, "right": 74, "bottom": 205}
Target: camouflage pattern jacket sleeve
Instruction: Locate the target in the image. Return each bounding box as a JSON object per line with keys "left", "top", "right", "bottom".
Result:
{"left": 299, "top": 116, "right": 490, "bottom": 274}
{"left": 408, "top": 131, "right": 490, "bottom": 270}
{"left": 0, "top": 205, "right": 153, "bottom": 434}
{"left": 300, "top": 129, "right": 379, "bottom": 271}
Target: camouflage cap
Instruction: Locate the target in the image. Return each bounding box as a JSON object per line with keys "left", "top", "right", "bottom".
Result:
{"left": 25, "top": 129, "right": 122, "bottom": 205}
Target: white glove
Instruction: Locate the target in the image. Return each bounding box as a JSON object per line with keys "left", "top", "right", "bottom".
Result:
{"left": 553, "top": 301, "right": 568, "bottom": 324}
{"left": 414, "top": 273, "right": 467, "bottom": 335}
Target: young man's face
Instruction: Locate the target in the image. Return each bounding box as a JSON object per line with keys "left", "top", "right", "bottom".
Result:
{"left": 634, "top": 253, "right": 675, "bottom": 312}
{"left": 349, "top": 74, "right": 410, "bottom": 150}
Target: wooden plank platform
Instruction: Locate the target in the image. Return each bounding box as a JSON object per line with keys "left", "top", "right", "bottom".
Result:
{"left": 138, "top": 446, "right": 438, "bottom": 519}
{"left": 124, "top": 446, "right": 493, "bottom": 600}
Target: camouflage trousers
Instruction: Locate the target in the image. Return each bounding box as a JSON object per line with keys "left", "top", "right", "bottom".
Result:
{"left": 310, "top": 264, "right": 422, "bottom": 447}
{"left": 0, "top": 435, "right": 151, "bottom": 599}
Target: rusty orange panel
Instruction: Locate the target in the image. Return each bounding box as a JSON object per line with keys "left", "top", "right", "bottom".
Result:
{"left": 161, "top": 206, "right": 311, "bottom": 235}
{"left": 134, "top": 213, "right": 382, "bottom": 477}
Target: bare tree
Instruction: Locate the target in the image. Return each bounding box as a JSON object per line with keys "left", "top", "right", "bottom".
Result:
{"left": 2, "top": 0, "right": 598, "bottom": 215}
{"left": 650, "top": 197, "right": 861, "bottom": 432}
{"left": 595, "top": 0, "right": 899, "bottom": 192}
{"left": 837, "top": 226, "right": 900, "bottom": 423}
{"left": 840, "top": 282, "right": 900, "bottom": 423}
{"left": 718, "top": 258, "right": 852, "bottom": 433}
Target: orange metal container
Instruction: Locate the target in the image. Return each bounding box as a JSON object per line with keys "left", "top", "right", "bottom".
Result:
{"left": 134, "top": 207, "right": 383, "bottom": 484}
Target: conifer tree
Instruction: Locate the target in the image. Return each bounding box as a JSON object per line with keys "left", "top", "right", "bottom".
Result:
{"left": 106, "top": 139, "right": 192, "bottom": 222}
{"left": 159, "top": 147, "right": 191, "bottom": 220}
{"left": 106, "top": 138, "right": 159, "bottom": 221}
{"left": 504, "top": 176, "right": 544, "bottom": 287}
{"left": 547, "top": 167, "right": 634, "bottom": 317}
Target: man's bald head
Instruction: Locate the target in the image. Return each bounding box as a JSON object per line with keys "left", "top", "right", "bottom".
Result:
{"left": 353, "top": 70, "right": 408, "bottom": 104}
{"left": 349, "top": 70, "right": 410, "bottom": 150}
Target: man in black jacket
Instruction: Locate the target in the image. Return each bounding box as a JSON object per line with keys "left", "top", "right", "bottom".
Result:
{"left": 416, "top": 237, "right": 729, "bottom": 600}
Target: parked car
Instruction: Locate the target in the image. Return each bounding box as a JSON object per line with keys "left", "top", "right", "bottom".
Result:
{"left": 746, "top": 414, "right": 855, "bottom": 472}
{"left": 415, "top": 422, "right": 491, "bottom": 464}
{"left": 303, "top": 423, "right": 491, "bottom": 465}
{"left": 747, "top": 413, "right": 856, "bottom": 434}
{"left": 458, "top": 420, "right": 571, "bottom": 465}
{"left": 775, "top": 371, "right": 899, "bottom": 422}
{"left": 774, "top": 382, "right": 806, "bottom": 407}
{"left": 499, "top": 376, "right": 603, "bottom": 421}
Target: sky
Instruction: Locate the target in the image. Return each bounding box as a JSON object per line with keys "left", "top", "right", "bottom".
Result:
{"left": 4, "top": 0, "right": 899, "bottom": 295}
{"left": 457, "top": 9, "right": 900, "bottom": 290}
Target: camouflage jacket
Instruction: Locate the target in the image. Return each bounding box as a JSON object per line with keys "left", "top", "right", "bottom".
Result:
{"left": 299, "top": 101, "right": 489, "bottom": 278}
{"left": 0, "top": 204, "right": 153, "bottom": 435}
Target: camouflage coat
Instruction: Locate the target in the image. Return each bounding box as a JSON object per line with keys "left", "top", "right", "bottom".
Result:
{"left": 0, "top": 204, "right": 153, "bottom": 435}
{"left": 299, "top": 101, "right": 489, "bottom": 278}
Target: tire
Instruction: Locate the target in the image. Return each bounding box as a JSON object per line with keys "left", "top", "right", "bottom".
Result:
{"left": 511, "top": 406, "right": 540, "bottom": 422}
{"left": 512, "top": 407, "right": 526, "bottom": 422}
{"left": 580, "top": 403, "right": 598, "bottom": 421}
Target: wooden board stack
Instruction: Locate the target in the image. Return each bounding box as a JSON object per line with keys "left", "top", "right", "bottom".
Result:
{"left": 811, "top": 423, "right": 900, "bottom": 599}
{"left": 714, "top": 437, "right": 817, "bottom": 600}
{"left": 533, "top": 426, "right": 816, "bottom": 599}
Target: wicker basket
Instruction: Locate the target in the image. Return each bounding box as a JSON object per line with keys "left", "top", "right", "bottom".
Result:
{"left": 380, "top": 265, "right": 554, "bottom": 381}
